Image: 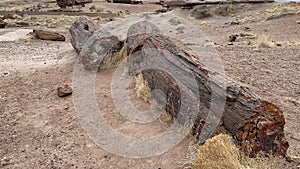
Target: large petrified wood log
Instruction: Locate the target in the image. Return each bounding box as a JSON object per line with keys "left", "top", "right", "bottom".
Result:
{"left": 126, "top": 21, "right": 289, "bottom": 157}
{"left": 70, "top": 16, "right": 122, "bottom": 70}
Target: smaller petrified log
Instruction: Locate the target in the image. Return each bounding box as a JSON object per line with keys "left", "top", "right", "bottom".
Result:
{"left": 33, "top": 29, "right": 65, "bottom": 41}
{"left": 70, "top": 16, "right": 122, "bottom": 70}
{"left": 56, "top": 0, "right": 92, "bottom": 8}
{"left": 57, "top": 0, "right": 75, "bottom": 8}
{"left": 69, "top": 16, "right": 102, "bottom": 54}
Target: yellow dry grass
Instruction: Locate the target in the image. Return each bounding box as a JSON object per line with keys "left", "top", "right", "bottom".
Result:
{"left": 192, "top": 134, "right": 242, "bottom": 169}
{"left": 101, "top": 45, "right": 127, "bottom": 69}
{"left": 256, "top": 35, "right": 275, "bottom": 49}
{"left": 183, "top": 134, "right": 286, "bottom": 169}
{"left": 240, "top": 3, "right": 300, "bottom": 23}
{"left": 134, "top": 73, "right": 151, "bottom": 102}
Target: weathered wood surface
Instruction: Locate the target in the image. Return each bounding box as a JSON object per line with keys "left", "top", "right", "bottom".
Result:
{"left": 70, "top": 16, "right": 102, "bottom": 53}
{"left": 70, "top": 16, "right": 122, "bottom": 70}
{"left": 126, "top": 21, "right": 288, "bottom": 157}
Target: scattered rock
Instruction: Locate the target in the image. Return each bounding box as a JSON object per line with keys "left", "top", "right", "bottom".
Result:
{"left": 276, "top": 43, "right": 282, "bottom": 47}
{"left": 57, "top": 84, "right": 72, "bottom": 97}
{"left": 155, "top": 9, "right": 167, "bottom": 14}
{"left": 2, "top": 13, "right": 16, "bottom": 20}
{"left": 33, "top": 29, "right": 65, "bottom": 41}
{"left": 16, "top": 22, "right": 30, "bottom": 27}
{"left": 230, "top": 20, "right": 240, "bottom": 25}
{"left": 296, "top": 21, "right": 300, "bottom": 24}
{"left": 244, "top": 27, "right": 251, "bottom": 31}
{"left": 0, "top": 19, "right": 6, "bottom": 28}
{"left": 229, "top": 34, "right": 237, "bottom": 42}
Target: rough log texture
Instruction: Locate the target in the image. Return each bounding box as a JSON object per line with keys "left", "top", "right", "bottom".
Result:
{"left": 126, "top": 21, "right": 289, "bottom": 157}
{"left": 70, "top": 16, "right": 102, "bottom": 54}
{"left": 70, "top": 16, "right": 122, "bottom": 70}
{"left": 79, "top": 29, "right": 122, "bottom": 70}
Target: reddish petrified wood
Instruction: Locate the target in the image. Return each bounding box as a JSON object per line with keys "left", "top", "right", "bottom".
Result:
{"left": 126, "top": 21, "right": 289, "bottom": 157}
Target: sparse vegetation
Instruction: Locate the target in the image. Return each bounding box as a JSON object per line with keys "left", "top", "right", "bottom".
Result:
{"left": 191, "top": 134, "right": 241, "bottom": 169}
{"left": 256, "top": 35, "right": 275, "bottom": 49}
{"left": 134, "top": 73, "right": 151, "bottom": 102}
{"left": 182, "top": 134, "right": 286, "bottom": 169}
{"left": 101, "top": 45, "right": 127, "bottom": 68}
{"left": 240, "top": 3, "right": 300, "bottom": 23}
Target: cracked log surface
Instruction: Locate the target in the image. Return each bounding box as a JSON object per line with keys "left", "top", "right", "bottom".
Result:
{"left": 126, "top": 21, "right": 289, "bottom": 157}
{"left": 70, "top": 16, "right": 122, "bottom": 70}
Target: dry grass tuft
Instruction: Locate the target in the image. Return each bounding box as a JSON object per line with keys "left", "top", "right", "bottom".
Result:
{"left": 240, "top": 155, "right": 285, "bottom": 169}
{"left": 134, "top": 73, "right": 151, "bottom": 102}
{"left": 256, "top": 35, "right": 275, "bottom": 49}
{"left": 192, "top": 134, "right": 241, "bottom": 169}
{"left": 101, "top": 45, "right": 127, "bottom": 69}
{"left": 182, "top": 134, "right": 286, "bottom": 169}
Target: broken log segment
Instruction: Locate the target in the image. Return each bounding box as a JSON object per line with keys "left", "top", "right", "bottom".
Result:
{"left": 33, "top": 29, "right": 65, "bottom": 41}
{"left": 70, "top": 16, "right": 122, "bottom": 70}
{"left": 69, "top": 16, "right": 102, "bottom": 54}
{"left": 126, "top": 21, "right": 288, "bottom": 157}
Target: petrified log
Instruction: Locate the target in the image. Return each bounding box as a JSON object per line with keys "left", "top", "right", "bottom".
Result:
{"left": 126, "top": 21, "right": 289, "bottom": 157}
{"left": 70, "top": 16, "right": 122, "bottom": 70}
{"left": 57, "top": 0, "right": 75, "bottom": 8}
{"left": 56, "top": 0, "right": 93, "bottom": 8}
{"left": 33, "top": 29, "right": 65, "bottom": 41}
{"left": 70, "top": 16, "right": 102, "bottom": 54}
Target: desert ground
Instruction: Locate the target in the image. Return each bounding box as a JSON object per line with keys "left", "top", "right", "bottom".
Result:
{"left": 0, "top": 0, "right": 299, "bottom": 168}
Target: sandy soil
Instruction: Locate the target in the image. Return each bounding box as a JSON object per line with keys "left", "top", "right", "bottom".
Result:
{"left": 0, "top": 0, "right": 299, "bottom": 168}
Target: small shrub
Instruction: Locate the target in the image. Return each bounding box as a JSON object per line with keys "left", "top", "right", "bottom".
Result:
{"left": 192, "top": 134, "right": 242, "bottom": 169}
{"left": 191, "top": 5, "right": 213, "bottom": 19}
{"left": 256, "top": 35, "right": 275, "bottom": 48}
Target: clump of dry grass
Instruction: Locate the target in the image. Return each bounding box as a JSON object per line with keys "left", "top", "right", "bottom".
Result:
{"left": 181, "top": 134, "right": 286, "bottom": 169}
{"left": 240, "top": 155, "right": 285, "bottom": 169}
{"left": 256, "top": 35, "right": 275, "bottom": 49}
{"left": 134, "top": 73, "right": 151, "bottom": 102}
{"left": 101, "top": 45, "right": 127, "bottom": 69}
{"left": 191, "top": 134, "right": 242, "bottom": 169}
